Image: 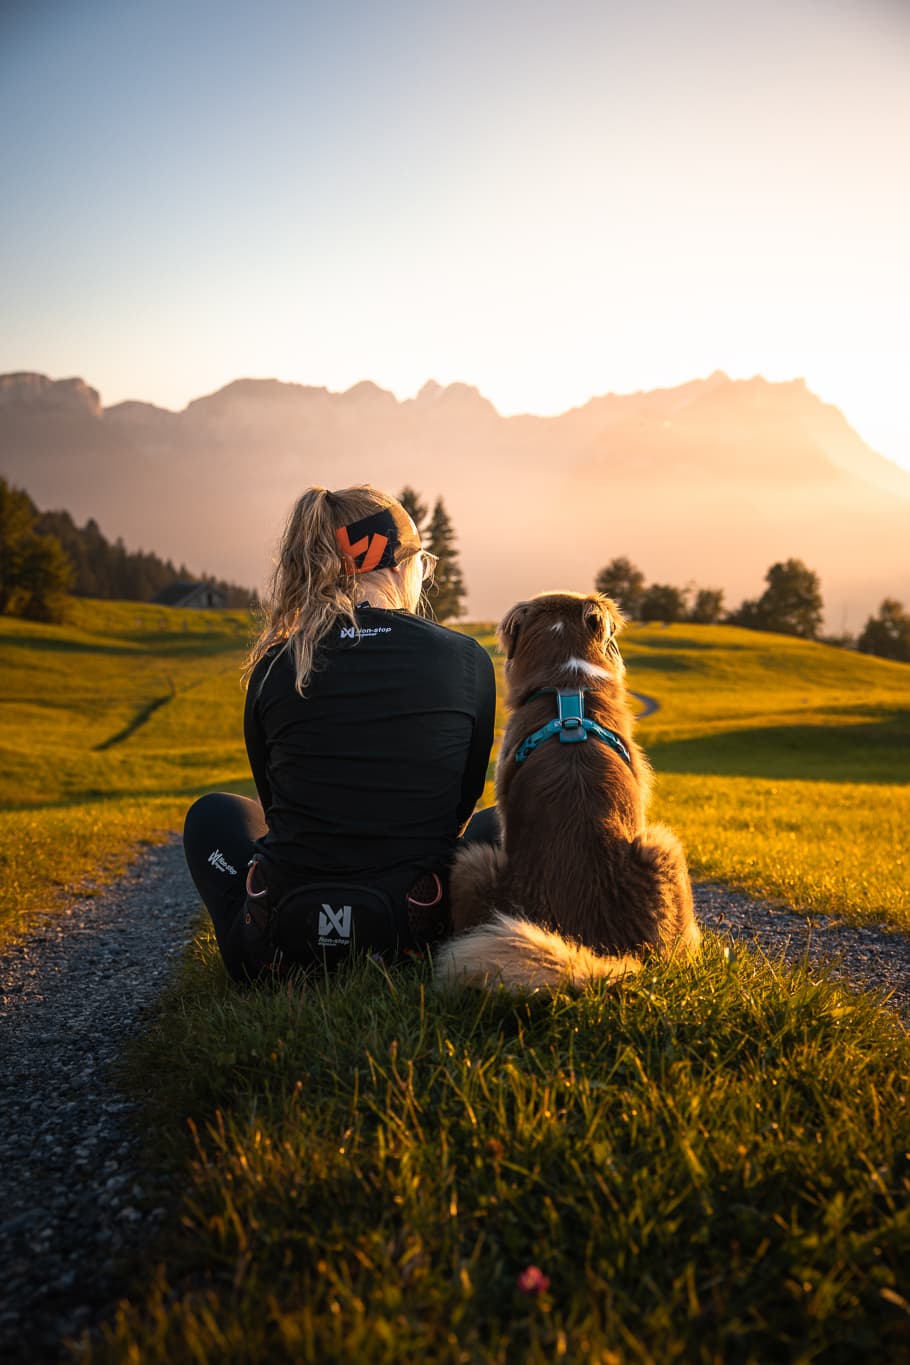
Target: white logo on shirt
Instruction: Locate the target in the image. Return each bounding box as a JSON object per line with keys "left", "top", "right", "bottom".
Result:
{"left": 338, "top": 625, "right": 392, "bottom": 639}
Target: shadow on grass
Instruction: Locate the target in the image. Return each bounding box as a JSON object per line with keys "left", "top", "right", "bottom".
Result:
{"left": 114, "top": 631, "right": 251, "bottom": 654}
{"left": 0, "top": 635, "right": 141, "bottom": 656}
{"left": 626, "top": 654, "right": 694, "bottom": 673}
{"left": 0, "top": 632, "right": 248, "bottom": 658}
{"left": 2, "top": 779, "right": 257, "bottom": 814}
{"left": 650, "top": 712, "right": 910, "bottom": 784}
{"left": 628, "top": 631, "right": 729, "bottom": 652}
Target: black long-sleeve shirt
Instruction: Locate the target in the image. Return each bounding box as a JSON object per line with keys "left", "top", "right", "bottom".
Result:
{"left": 244, "top": 606, "right": 496, "bottom": 897}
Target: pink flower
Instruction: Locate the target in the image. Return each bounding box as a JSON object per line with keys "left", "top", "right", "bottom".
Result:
{"left": 518, "top": 1265, "right": 551, "bottom": 1295}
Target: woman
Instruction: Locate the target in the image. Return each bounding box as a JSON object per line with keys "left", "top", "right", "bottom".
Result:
{"left": 183, "top": 484, "right": 496, "bottom": 981}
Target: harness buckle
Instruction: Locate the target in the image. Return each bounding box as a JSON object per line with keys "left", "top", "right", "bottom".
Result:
{"left": 556, "top": 689, "right": 588, "bottom": 744}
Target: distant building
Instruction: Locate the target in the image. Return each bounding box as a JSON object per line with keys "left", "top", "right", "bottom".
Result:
{"left": 152, "top": 581, "right": 227, "bottom": 609}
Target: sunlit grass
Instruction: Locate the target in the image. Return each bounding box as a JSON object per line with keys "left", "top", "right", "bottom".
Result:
{"left": 472, "top": 621, "right": 910, "bottom": 930}
{"left": 3, "top": 610, "right": 907, "bottom": 943}
{"left": 87, "top": 937, "right": 910, "bottom": 1363}
{"left": 0, "top": 799, "right": 184, "bottom": 941}
{"left": 0, "top": 604, "right": 252, "bottom": 809}
{"left": 619, "top": 623, "right": 909, "bottom": 930}
{"left": 622, "top": 622, "right": 910, "bottom": 738}
{"left": 5, "top": 606, "right": 907, "bottom": 1359}
{"left": 0, "top": 603, "right": 254, "bottom": 943}
{"left": 654, "top": 775, "right": 910, "bottom": 931}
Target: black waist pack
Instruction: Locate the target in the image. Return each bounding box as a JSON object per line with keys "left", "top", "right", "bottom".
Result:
{"left": 241, "top": 860, "right": 449, "bottom": 980}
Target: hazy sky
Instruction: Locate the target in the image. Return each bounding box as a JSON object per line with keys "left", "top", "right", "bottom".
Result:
{"left": 2, "top": 0, "right": 909, "bottom": 469}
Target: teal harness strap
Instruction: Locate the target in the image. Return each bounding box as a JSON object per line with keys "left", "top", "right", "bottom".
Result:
{"left": 514, "top": 689, "right": 633, "bottom": 769}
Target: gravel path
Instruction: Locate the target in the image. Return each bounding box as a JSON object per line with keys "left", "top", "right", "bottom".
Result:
{"left": 694, "top": 882, "right": 910, "bottom": 1020}
{"left": 0, "top": 837, "right": 198, "bottom": 1363}
{"left": 1, "top": 841, "right": 908, "bottom": 1360}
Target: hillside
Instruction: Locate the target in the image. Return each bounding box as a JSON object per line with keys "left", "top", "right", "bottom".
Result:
{"left": 1, "top": 369, "right": 908, "bottom": 628}
{"left": 2, "top": 602, "right": 907, "bottom": 946}
{"left": 3, "top": 605, "right": 906, "bottom": 816}
{"left": 0, "top": 599, "right": 253, "bottom": 813}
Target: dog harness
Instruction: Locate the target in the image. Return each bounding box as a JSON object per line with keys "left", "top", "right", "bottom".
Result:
{"left": 514, "top": 689, "right": 633, "bottom": 769}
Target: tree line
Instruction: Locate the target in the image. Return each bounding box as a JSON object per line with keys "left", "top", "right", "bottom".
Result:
{"left": 0, "top": 477, "right": 252, "bottom": 622}
{"left": 0, "top": 475, "right": 467, "bottom": 625}
{"left": 595, "top": 554, "right": 910, "bottom": 663}
{"left": 4, "top": 471, "right": 903, "bottom": 659}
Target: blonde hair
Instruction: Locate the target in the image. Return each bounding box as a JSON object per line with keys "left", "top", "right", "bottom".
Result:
{"left": 244, "top": 485, "right": 420, "bottom": 695}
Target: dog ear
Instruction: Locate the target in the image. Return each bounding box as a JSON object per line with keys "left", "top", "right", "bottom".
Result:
{"left": 583, "top": 595, "right": 627, "bottom": 663}
{"left": 499, "top": 601, "right": 530, "bottom": 660}
{"left": 582, "top": 598, "right": 608, "bottom": 637}
{"left": 584, "top": 595, "right": 625, "bottom": 642}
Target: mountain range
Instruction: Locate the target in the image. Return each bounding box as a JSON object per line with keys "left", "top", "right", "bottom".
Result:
{"left": 1, "top": 369, "right": 908, "bottom": 629}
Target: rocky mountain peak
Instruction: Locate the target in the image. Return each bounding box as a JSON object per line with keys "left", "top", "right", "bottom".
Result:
{"left": 340, "top": 380, "right": 397, "bottom": 406}
{"left": 0, "top": 373, "right": 102, "bottom": 418}
{"left": 413, "top": 379, "right": 498, "bottom": 417}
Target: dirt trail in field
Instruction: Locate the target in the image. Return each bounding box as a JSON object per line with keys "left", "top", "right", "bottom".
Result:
{"left": 1, "top": 832, "right": 908, "bottom": 1359}
{"left": 630, "top": 690, "right": 660, "bottom": 720}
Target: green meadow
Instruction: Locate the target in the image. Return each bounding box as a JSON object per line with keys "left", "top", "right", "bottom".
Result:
{"left": 1, "top": 602, "right": 908, "bottom": 943}
{"left": 2, "top": 601, "right": 910, "bottom": 1360}
{"left": 624, "top": 624, "right": 910, "bottom": 932}
{"left": 0, "top": 599, "right": 255, "bottom": 944}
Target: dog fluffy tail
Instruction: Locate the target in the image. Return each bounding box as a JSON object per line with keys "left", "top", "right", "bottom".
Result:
{"left": 435, "top": 912, "right": 642, "bottom": 993}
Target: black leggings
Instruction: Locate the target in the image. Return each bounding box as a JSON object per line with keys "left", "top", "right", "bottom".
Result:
{"left": 183, "top": 793, "right": 267, "bottom": 979}
{"left": 182, "top": 793, "right": 501, "bottom": 980}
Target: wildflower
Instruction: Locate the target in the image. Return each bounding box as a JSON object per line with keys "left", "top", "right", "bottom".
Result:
{"left": 518, "top": 1265, "right": 551, "bottom": 1295}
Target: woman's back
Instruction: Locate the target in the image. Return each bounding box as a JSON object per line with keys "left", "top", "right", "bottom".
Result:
{"left": 246, "top": 606, "right": 494, "bottom": 896}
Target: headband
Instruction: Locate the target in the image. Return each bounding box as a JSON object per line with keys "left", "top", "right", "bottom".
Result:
{"left": 335, "top": 505, "right": 421, "bottom": 574}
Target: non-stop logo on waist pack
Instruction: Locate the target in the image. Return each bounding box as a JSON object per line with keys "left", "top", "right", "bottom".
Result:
{"left": 318, "top": 903, "right": 352, "bottom": 946}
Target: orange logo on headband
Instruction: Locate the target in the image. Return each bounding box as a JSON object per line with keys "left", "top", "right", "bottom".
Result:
{"left": 335, "top": 526, "right": 389, "bottom": 573}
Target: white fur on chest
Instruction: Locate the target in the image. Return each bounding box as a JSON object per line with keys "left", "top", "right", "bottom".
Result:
{"left": 562, "top": 657, "right": 613, "bottom": 682}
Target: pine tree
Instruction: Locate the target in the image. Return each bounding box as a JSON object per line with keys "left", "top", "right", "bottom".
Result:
{"left": 0, "top": 477, "right": 71, "bottom": 621}
{"left": 16, "top": 533, "right": 72, "bottom": 622}
{"left": 0, "top": 479, "right": 37, "bottom": 614}
{"left": 425, "top": 498, "right": 467, "bottom": 621}
{"left": 397, "top": 486, "right": 429, "bottom": 537}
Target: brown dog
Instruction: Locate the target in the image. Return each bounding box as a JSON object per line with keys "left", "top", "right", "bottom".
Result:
{"left": 437, "top": 591, "right": 701, "bottom": 990}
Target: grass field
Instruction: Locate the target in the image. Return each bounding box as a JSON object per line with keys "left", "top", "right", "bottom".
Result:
{"left": 0, "top": 599, "right": 255, "bottom": 944}
{"left": 86, "top": 943, "right": 910, "bottom": 1364}
{"left": 1, "top": 604, "right": 907, "bottom": 943}
{"left": 621, "top": 624, "right": 910, "bottom": 932}
{"left": 3, "top": 601, "right": 909, "bottom": 1359}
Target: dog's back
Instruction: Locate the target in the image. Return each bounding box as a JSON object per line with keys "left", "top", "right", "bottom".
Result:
{"left": 438, "top": 592, "right": 700, "bottom": 990}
